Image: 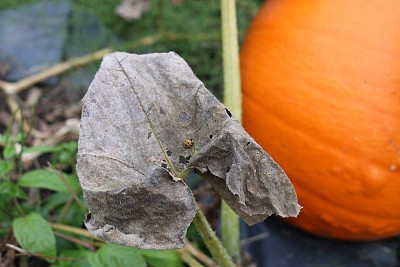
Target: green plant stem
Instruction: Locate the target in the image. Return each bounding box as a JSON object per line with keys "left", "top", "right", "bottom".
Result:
{"left": 221, "top": 0, "right": 242, "bottom": 119}
{"left": 193, "top": 208, "right": 236, "bottom": 267}
{"left": 49, "top": 223, "right": 102, "bottom": 240}
{"left": 13, "top": 198, "right": 26, "bottom": 216}
{"left": 220, "top": 201, "right": 240, "bottom": 261}
{"left": 184, "top": 238, "right": 217, "bottom": 267}
{"left": 54, "top": 231, "right": 96, "bottom": 251}
{"left": 220, "top": 0, "right": 241, "bottom": 262}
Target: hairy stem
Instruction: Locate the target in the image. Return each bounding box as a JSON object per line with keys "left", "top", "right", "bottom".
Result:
{"left": 221, "top": 0, "right": 242, "bottom": 119}
{"left": 220, "top": 0, "right": 241, "bottom": 262}
{"left": 193, "top": 208, "right": 236, "bottom": 267}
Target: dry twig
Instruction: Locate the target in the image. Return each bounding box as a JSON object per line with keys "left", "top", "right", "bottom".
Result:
{"left": 178, "top": 246, "right": 206, "bottom": 267}
{"left": 53, "top": 232, "right": 96, "bottom": 251}
{"left": 184, "top": 238, "right": 218, "bottom": 267}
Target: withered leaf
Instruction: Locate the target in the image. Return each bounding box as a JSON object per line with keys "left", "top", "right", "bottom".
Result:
{"left": 77, "top": 52, "right": 300, "bottom": 250}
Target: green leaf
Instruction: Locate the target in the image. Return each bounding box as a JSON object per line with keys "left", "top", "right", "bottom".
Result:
{"left": 0, "top": 134, "right": 6, "bottom": 145}
{"left": 64, "top": 174, "right": 81, "bottom": 192}
{"left": 60, "top": 250, "right": 92, "bottom": 267}
{"left": 19, "top": 170, "right": 64, "bottom": 191}
{"left": 62, "top": 249, "right": 91, "bottom": 258}
{"left": 139, "top": 249, "right": 183, "bottom": 267}
{"left": 71, "top": 257, "right": 92, "bottom": 267}
{"left": 3, "top": 142, "right": 16, "bottom": 159}
{"left": 12, "top": 212, "right": 56, "bottom": 257}
{"left": 15, "top": 132, "right": 26, "bottom": 143}
{"left": 19, "top": 170, "right": 80, "bottom": 192}
{"left": 0, "top": 160, "right": 14, "bottom": 177}
{"left": 44, "top": 192, "right": 71, "bottom": 212}
{"left": 50, "top": 263, "right": 70, "bottom": 267}
{"left": 0, "top": 181, "right": 27, "bottom": 200}
{"left": 88, "top": 244, "right": 146, "bottom": 267}
{"left": 57, "top": 151, "right": 72, "bottom": 164}
{"left": 60, "top": 141, "right": 78, "bottom": 152}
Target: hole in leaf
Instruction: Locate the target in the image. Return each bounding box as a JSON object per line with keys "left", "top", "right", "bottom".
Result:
{"left": 147, "top": 132, "right": 152, "bottom": 139}
{"left": 182, "top": 112, "right": 189, "bottom": 122}
{"left": 160, "top": 107, "right": 166, "bottom": 115}
{"left": 225, "top": 108, "right": 232, "bottom": 118}
{"left": 246, "top": 141, "right": 250, "bottom": 146}
{"left": 209, "top": 135, "right": 213, "bottom": 139}
{"left": 166, "top": 150, "right": 172, "bottom": 157}
{"left": 85, "top": 212, "right": 91, "bottom": 222}
{"left": 179, "top": 155, "right": 191, "bottom": 164}
{"left": 161, "top": 163, "right": 168, "bottom": 168}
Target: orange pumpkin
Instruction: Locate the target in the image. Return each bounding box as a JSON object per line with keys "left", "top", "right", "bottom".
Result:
{"left": 240, "top": 0, "right": 400, "bottom": 240}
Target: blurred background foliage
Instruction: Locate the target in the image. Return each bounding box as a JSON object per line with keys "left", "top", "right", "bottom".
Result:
{"left": 1, "top": 0, "right": 263, "bottom": 100}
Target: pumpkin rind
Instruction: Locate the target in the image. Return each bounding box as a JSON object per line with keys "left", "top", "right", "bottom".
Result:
{"left": 240, "top": 0, "right": 400, "bottom": 240}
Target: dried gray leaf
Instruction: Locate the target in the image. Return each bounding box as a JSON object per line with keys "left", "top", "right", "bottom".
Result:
{"left": 77, "top": 52, "right": 301, "bottom": 250}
